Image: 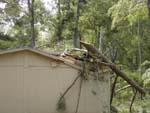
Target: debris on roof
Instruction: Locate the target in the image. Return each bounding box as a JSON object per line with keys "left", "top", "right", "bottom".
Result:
{"left": 0, "top": 44, "right": 146, "bottom": 95}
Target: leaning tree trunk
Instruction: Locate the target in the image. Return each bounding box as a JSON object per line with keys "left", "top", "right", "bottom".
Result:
{"left": 80, "top": 41, "right": 146, "bottom": 94}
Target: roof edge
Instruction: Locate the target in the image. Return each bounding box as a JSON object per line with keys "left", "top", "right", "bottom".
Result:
{"left": 0, "top": 48, "right": 82, "bottom": 70}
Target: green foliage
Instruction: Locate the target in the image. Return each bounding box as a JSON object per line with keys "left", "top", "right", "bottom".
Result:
{"left": 108, "top": 0, "right": 148, "bottom": 29}
{"left": 142, "top": 68, "right": 150, "bottom": 88}
{"left": 142, "top": 60, "right": 150, "bottom": 69}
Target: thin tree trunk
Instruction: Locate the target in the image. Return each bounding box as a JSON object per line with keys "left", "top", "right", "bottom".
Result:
{"left": 31, "top": 0, "right": 35, "bottom": 47}
{"left": 28, "top": 0, "right": 35, "bottom": 48}
{"left": 129, "top": 90, "right": 137, "bottom": 113}
{"left": 110, "top": 75, "right": 118, "bottom": 105}
{"left": 73, "top": 0, "right": 80, "bottom": 48}
{"left": 99, "top": 26, "right": 103, "bottom": 52}
{"left": 57, "top": 0, "right": 61, "bottom": 16}
{"left": 57, "top": 0, "right": 63, "bottom": 41}
{"left": 96, "top": 26, "right": 100, "bottom": 48}
{"left": 58, "top": 75, "right": 80, "bottom": 103}
{"left": 75, "top": 77, "right": 83, "bottom": 113}
{"left": 137, "top": 18, "right": 141, "bottom": 73}
{"left": 147, "top": 0, "right": 150, "bottom": 17}
{"left": 110, "top": 46, "right": 117, "bottom": 63}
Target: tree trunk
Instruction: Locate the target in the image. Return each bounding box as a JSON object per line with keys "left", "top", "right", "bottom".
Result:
{"left": 99, "top": 26, "right": 103, "bottom": 52}
{"left": 28, "top": 0, "right": 35, "bottom": 48}
{"left": 80, "top": 41, "right": 146, "bottom": 94}
{"left": 57, "top": 0, "right": 61, "bottom": 16}
{"left": 147, "top": 0, "right": 150, "bottom": 17}
{"left": 137, "top": 18, "right": 142, "bottom": 73}
{"left": 110, "top": 45, "right": 117, "bottom": 63}
{"left": 73, "top": 0, "right": 80, "bottom": 48}
{"left": 56, "top": 0, "right": 63, "bottom": 41}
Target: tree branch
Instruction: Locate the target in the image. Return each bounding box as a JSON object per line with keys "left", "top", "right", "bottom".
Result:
{"left": 75, "top": 77, "right": 83, "bottom": 113}
{"left": 58, "top": 74, "right": 81, "bottom": 103}
{"left": 110, "top": 75, "right": 118, "bottom": 105}
{"left": 115, "top": 85, "right": 131, "bottom": 93}
{"left": 80, "top": 41, "right": 146, "bottom": 94}
{"left": 130, "top": 90, "right": 137, "bottom": 113}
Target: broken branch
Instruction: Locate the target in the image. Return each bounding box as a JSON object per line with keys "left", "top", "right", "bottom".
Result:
{"left": 80, "top": 41, "right": 146, "bottom": 94}
{"left": 58, "top": 74, "right": 81, "bottom": 103}
{"left": 115, "top": 85, "right": 131, "bottom": 93}
{"left": 75, "top": 77, "right": 83, "bottom": 113}
{"left": 130, "top": 90, "right": 137, "bottom": 113}
{"left": 110, "top": 75, "right": 118, "bottom": 105}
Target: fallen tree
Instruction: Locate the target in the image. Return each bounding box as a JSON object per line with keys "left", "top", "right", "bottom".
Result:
{"left": 80, "top": 41, "right": 146, "bottom": 95}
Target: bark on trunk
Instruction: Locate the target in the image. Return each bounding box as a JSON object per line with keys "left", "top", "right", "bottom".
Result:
{"left": 28, "top": 0, "right": 35, "bottom": 48}
{"left": 56, "top": 0, "right": 63, "bottom": 41}
{"left": 80, "top": 41, "right": 146, "bottom": 94}
{"left": 147, "top": 0, "right": 150, "bottom": 17}
{"left": 137, "top": 18, "right": 142, "bottom": 73}
{"left": 73, "top": 0, "right": 80, "bottom": 48}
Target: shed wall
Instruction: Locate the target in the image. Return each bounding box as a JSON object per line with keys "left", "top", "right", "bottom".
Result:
{"left": 0, "top": 51, "right": 110, "bottom": 113}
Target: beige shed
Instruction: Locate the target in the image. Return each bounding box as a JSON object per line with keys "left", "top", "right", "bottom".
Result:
{"left": 0, "top": 48, "right": 110, "bottom": 113}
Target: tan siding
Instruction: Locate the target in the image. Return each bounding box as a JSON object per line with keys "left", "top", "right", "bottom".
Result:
{"left": 0, "top": 67, "right": 24, "bottom": 113}
{"left": 0, "top": 52, "right": 24, "bottom": 66}
{"left": 0, "top": 51, "right": 110, "bottom": 113}
{"left": 26, "top": 51, "right": 69, "bottom": 68}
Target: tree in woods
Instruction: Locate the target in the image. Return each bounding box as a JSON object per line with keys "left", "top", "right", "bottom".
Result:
{"left": 107, "top": 0, "right": 150, "bottom": 68}
{"left": 0, "top": 0, "right": 49, "bottom": 48}
{"left": 0, "top": 0, "right": 20, "bottom": 48}
{"left": 73, "top": 0, "right": 80, "bottom": 48}
{"left": 27, "top": 0, "right": 35, "bottom": 47}
{"left": 52, "top": 0, "right": 74, "bottom": 48}
{"left": 147, "top": 0, "right": 150, "bottom": 17}
{"left": 55, "top": 0, "right": 63, "bottom": 42}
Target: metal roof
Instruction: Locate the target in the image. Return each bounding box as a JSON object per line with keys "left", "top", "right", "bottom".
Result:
{"left": 0, "top": 48, "right": 82, "bottom": 70}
